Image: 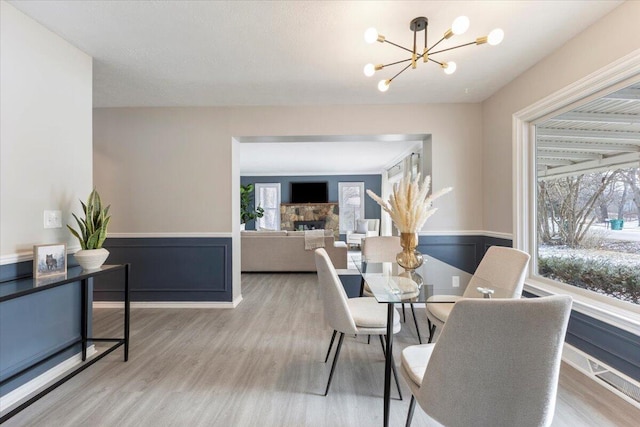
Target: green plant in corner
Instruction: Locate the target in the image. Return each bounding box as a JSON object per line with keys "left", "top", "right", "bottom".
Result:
{"left": 67, "top": 189, "right": 111, "bottom": 250}
{"left": 240, "top": 184, "right": 264, "bottom": 224}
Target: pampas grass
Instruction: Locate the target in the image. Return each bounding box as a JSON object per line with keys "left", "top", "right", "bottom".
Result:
{"left": 367, "top": 173, "right": 452, "bottom": 233}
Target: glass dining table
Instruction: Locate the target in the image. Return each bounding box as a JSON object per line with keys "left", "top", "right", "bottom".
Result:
{"left": 353, "top": 254, "right": 473, "bottom": 427}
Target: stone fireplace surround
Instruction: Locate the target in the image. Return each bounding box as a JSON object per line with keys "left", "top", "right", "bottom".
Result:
{"left": 281, "top": 203, "right": 339, "bottom": 238}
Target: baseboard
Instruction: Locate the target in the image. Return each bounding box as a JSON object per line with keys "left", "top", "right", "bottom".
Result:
{"left": 0, "top": 346, "right": 96, "bottom": 413}
{"left": 93, "top": 300, "right": 239, "bottom": 309}
{"left": 562, "top": 343, "right": 640, "bottom": 409}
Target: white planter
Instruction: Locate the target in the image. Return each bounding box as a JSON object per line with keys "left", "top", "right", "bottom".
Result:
{"left": 240, "top": 223, "right": 246, "bottom": 231}
{"left": 74, "top": 248, "right": 110, "bottom": 270}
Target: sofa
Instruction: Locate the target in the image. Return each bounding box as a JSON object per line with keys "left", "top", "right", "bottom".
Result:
{"left": 241, "top": 230, "right": 348, "bottom": 272}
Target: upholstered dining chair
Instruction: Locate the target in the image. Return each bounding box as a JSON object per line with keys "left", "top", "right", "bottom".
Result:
{"left": 401, "top": 295, "right": 572, "bottom": 427}
{"left": 360, "top": 236, "right": 423, "bottom": 344}
{"left": 425, "top": 246, "right": 530, "bottom": 342}
{"left": 315, "top": 248, "right": 403, "bottom": 398}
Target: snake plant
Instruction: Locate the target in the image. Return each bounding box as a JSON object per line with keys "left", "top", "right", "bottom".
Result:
{"left": 67, "top": 189, "right": 111, "bottom": 250}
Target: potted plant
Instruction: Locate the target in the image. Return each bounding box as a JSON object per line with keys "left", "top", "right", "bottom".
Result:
{"left": 240, "top": 184, "right": 264, "bottom": 230}
{"left": 67, "top": 189, "right": 112, "bottom": 270}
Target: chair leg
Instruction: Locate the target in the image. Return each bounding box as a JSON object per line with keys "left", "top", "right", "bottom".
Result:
{"left": 409, "top": 304, "right": 422, "bottom": 344}
{"left": 324, "top": 332, "right": 345, "bottom": 396}
{"left": 359, "top": 277, "right": 365, "bottom": 297}
{"left": 402, "top": 303, "right": 406, "bottom": 322}
{"left": 324, "top": 330, "right": 337, "bottom": 363}
{"left": 427, "top": 319, "right": 436, "bottom": 344}
{"left": 405, "top": 395, "right": 416, "bottom": 427}
{"left": 367, "top": 335, "right": 371, "bottom": 344}
{"left": 378, "top": 336, "right": 403, "bottom": 401}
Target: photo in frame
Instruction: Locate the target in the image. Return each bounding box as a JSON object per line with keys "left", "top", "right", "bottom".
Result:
{"left": 33, "top": 243, "right": 67, "bottom": 278}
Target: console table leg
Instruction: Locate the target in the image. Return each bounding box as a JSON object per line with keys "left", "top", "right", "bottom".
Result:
{"left": 124, "top": 263, "right": 131, "bottom": 362}
{"left": 81, "top": 278, "right": 88, "bottom": 361}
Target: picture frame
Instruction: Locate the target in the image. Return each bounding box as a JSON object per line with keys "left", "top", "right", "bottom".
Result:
{"left": 33, "top": 243, "right": 67, "bottom": 278}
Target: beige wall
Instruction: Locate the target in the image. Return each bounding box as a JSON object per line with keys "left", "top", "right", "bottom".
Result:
{"left": 482, "top": 0, "right": 640, "bottom": 235}
{"left": 0, "top": 1, "right": 93, "bottom": 258}
{"left": 94, "top": 104, "right": 483, "bottom": 233}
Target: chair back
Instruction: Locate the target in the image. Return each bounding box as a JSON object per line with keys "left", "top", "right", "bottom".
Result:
{"left": 314, "top": 248, "right": 358, "bottom": 335}
{"left": 367, "top": 219, "right": 380, "bottom": 234}
{"left": 463, "top": 246, "right": 530, "bottom": 299}
{"left": 361, "top": 236, "right": 401, "bottom": 262}
{"left": 418, "top": 295, "right": 572, "bottom": 427}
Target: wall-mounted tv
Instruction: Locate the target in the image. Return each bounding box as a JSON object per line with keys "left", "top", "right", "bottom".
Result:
{"left": 290, "top": 182, "right": 328, "bottom": 203}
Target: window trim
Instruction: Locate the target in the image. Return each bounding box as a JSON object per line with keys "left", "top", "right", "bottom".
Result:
{"left": 254, "top": 183, "right": 281, "bottom": 230}
{"left": 513, "top": 50, "right": 640, "bottom": 335}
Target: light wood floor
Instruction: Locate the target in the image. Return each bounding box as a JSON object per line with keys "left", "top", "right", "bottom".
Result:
{"left": 4, "top": 273, "right": 639, "bottom": 426}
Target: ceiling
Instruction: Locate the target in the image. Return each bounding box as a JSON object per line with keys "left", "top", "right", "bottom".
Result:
{"left": 537, "top": 82, "right": 640, "bottom": 180}
{"left": 9, "top": 0, "right": 622, "bottom": 107}
{"left": 8, "top": 0, "right": 624, "bottom": 175}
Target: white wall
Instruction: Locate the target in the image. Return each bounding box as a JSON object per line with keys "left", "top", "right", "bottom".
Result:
{"left": 93, "top": 104, "right": 483, "bottom": 234}
{"left": 482, "top": 0, "right": 640, "bottom": 235}
{"left": 0, "top": 1, "right": 93, "bottom": 259}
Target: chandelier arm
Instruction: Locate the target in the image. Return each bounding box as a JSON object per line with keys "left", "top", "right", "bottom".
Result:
{"left": 426, "top": 36, "right": 447, "bottom": 53}
{"left": 383, "top": 58, "right": 414, "bottom": 68}
{"left": 428, "top": 41, "right": 477, "bottom": 56}
{"left": 383, "top": 39, "right": 414, "bottom": 54}
{"left": 428, "top": 58, "right": 444, "bottom": 66}
{"left": 389, "top": 62, "right": 414, "bottom": 82}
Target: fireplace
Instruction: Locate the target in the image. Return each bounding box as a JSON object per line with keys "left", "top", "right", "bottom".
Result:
{"left": 294, "top": 220, "right": 326, "bottom": 230}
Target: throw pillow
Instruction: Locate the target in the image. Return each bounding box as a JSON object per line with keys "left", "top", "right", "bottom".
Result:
{"left": 356, "top": 220, "right": 369, "bottom": 233}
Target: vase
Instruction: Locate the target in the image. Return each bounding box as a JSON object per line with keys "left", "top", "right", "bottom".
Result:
{"left": 74, "top": 248, "right": 110, "bottom": 270}
{"left": 396, "top": 232, "right": 424, "bottom": 271}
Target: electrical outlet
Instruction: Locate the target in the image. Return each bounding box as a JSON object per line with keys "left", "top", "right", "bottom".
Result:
{"left": 452, "top": 276, "right": 460, "bottom": 288}
{"left": 44, "top": 210, "right": 62, "bottom": 229}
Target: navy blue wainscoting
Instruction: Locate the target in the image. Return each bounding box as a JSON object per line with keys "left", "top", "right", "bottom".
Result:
{"left": 417, "top": 234, "right": 512, "bottom": 273}
{"left": 337, "top": 274, "right": 362, "bottom": 298}
{"left": 524, "top": 290, "right": 640, "bottom": 381}
{"left": 0, "top": 281, "right": 83, "bottom": 395}
{"left": 97, "top": 237, "right": 232, "bottom": 302}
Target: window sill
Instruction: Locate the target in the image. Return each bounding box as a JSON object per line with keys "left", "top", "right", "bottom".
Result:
{"left": 524, "top": 277, "right": 640, "bottom": 336}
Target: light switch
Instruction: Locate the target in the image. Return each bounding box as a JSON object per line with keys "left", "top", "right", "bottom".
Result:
{"left": 452, "top": 276, "right": 460, "bottom": 288}
{"left": 44, "top": 210, "right": 62, "bottom": 229}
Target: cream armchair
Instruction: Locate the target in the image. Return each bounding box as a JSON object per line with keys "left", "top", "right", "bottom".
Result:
{"left": 346, "top": 219, "right": 380, "bottom": 249}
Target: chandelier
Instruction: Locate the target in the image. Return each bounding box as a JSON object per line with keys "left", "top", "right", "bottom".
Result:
{"left": 364, "top": 16, "right": 504, "bottom": 92}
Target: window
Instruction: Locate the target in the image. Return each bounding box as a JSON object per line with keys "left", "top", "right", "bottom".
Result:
{"left": 514, "top": 63, "right": 640, "bottom": 328}
{"left": 338, "top": 182, "right": 364, "bottom": 233}
{"left": 534, "top": 83, "right": 640, "bottom": 306}
{"left": 255, "top": 183, "right": 281, "bottom": 230}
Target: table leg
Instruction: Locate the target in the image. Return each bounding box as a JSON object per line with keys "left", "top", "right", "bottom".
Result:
{"left": 81, "top": 278, "right": 88, "bottom": 361}
{"left": 124, "top": 263, "right": 131, "bottom": 362}
{"left": 383, "top": 303, "right": 394, "bottom": 427}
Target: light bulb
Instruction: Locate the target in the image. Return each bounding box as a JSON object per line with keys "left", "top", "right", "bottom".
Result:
{"left": 488, "top": 28, "right": 504, "bottom": 45}
{"left": 378, "top": 79, "right": 390, "bottom": 92}
{"left": 443, "top": 61, "right": 457, "bottom": 75}
{"left": 451, "top": 16, "right": 470, "bottom": 35}
{"left": 364, "top": 27, "right": 379, "bottom": 44}
{"left": 363, "top": 63, "right": 376, "bottom": 77}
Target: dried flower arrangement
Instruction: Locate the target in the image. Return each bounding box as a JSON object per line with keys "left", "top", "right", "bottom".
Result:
{"left": 367, "top": 173, "right": 452, "bottom": 233}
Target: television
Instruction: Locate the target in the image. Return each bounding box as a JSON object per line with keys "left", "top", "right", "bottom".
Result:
{"left": 290, "top": 182, "right": 328, "bottom": 203}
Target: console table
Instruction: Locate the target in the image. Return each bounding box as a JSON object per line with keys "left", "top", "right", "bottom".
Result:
{"left": 0, "top": 264, "right": 130, "bottom": 422}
